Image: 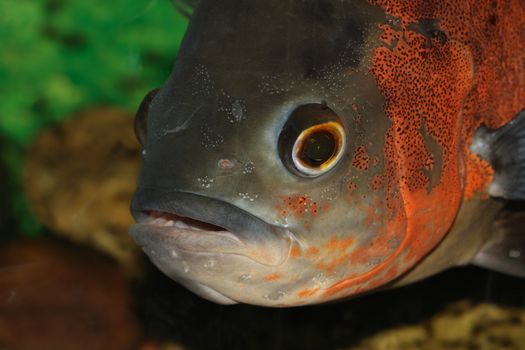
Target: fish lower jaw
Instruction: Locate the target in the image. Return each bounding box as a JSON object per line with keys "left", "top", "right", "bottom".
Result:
{"left": 131, "top": 199, "right": 293, "bottom": 267}
{"left": 179, "top": 280, "right": 238, "bottom": 305}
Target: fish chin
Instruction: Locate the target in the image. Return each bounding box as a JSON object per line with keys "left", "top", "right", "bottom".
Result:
{"left": 130, "top": 222, "right": 296, "bottom": 306}
{"left": 178, "top": 280, "right": 238, "bottom": 305}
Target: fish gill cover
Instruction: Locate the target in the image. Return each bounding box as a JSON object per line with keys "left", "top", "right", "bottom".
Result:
{"left": 0, "top": 0, "right": 189, "bottom": 236}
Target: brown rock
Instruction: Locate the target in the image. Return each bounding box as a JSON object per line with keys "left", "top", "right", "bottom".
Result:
{"left": 23, "top": 107, "right": 143, "bottom": 275}
{"left": 0, "top": 239, "right": 140, "bottom": 350}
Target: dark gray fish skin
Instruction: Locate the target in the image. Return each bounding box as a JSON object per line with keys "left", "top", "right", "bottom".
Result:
{"left": 131, "top": 0, "right": 390, "bottom": 306}
{"left": 136, "top": 0, "right": 387, "bottom": 206}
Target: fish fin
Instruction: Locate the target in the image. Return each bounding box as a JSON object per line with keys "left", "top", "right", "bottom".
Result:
{"left": 472, "top": 205, "right": 525, "bottom": 278}
{"left": 471, "top": 109, "right": 525, "bottom": 200}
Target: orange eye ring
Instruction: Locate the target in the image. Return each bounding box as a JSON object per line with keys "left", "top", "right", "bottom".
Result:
{"left": 292, "top": 121, "right": 345, "bottom": 177}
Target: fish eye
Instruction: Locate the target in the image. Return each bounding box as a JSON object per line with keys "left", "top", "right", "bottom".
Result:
{"left": 293, "top": 122, "right": 345, "bottom": 176}
{"left": 135, "top": 88, "right": 159, "bottom": 147}
{"left": 279, "top": 104, "right": 346, "bottom": 177}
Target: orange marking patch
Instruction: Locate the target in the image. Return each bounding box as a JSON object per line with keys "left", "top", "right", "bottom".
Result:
{"left": 264, "top": 273, "right": 281, "bottom": 281}
{"left": 307, "top": 246, "right": 320, "bottom": 256}
{"left": 369, "top": 174, "right": 383, "bottom": 191}
{"left": 352, "top": 146, "right": 370, "bottom": 170}
{"left": 317, "top": 254, "right": 351, "bottom": 276}
{"left": 346, "top": 181, "right": 358, "bottom": 200}
{"left": 349, "top": 245, "right": 369, "bottom": 266}
{"left": 316, "top": 238, "right": 357, "bottom": 276}
{"left": 290, "top": 246, "right": 301, "bottom": 258}
{"left": 368, "top": 0, "right": 525, "bottom": 198}
{"left": 321, "top": 0, "right": 519, "bottom": 297}
{"left": 326, "top": 236, "right": 355, "bottom": 252}
{"left": 286, "top": 195, "right": 309, "bottom": 217}
{"left": 297, "top": 287, "right": 320, "bottom": 298}
{"left": 276, "top": 204, "right": 288, "bottom": 218}
{"left": 310, "top": 202, "right": 319, "bottom": 215}
{"left": 324, "top": 1, "right": 524, "bottom": 300}
{"left": 464, "top": 154, "right": 493, "bottom": 200}
{"left": 364, "top": 206, "right": 380, "bottom": 227}
{"left": 279, "top": 195, "right": 319, "bottom": 218}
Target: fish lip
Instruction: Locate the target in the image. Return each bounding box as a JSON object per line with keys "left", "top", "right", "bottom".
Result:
{"left": 130, "top": 189, "right": 293, "bottom": 266}
{"left": 130, "top": 221, "right": 245, "bottom": 253}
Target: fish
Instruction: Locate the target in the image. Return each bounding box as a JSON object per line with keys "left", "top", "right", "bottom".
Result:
{"left": 130, "top": 0, "right": 525, "bottom": 307}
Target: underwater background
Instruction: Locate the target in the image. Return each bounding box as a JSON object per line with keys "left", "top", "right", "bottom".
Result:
{"left": 1, "top": 1, "right": 524, "bottom": 349}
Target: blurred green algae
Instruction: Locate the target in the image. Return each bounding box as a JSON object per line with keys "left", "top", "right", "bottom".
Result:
{"left": 0, "top": 0, "right": 189, "bottom": 236}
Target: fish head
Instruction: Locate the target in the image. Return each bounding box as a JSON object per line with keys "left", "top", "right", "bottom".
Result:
{"left": 130, "top": 0, "right": 464, "bottom": 306}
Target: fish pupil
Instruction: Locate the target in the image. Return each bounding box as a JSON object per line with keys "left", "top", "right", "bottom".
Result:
{"left": 300, "top": 131, "right": 336, "bottom": 167}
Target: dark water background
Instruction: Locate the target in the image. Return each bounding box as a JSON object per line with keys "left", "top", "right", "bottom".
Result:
{"left": 1, "top": 1, "right": 524, "bottom": 349}
{"left": 134, "top": 264, "right": 524, "bottom": 349}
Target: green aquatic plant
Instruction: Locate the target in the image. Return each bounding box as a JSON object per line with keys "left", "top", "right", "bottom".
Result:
{"left": 0, "top": 0, "right": 188, "bottom": 236}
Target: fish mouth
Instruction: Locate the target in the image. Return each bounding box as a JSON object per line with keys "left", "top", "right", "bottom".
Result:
{"left": 130, "top": 190, "right": 293, "bottom": 267}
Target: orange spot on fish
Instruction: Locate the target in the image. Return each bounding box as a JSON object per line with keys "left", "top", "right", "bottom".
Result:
{"left": 366, "top": 208, "right": 375, "bottom": 227}
{"left": 264, "top": 273, "right": 281, "bottom": 281}
{"left": 290, "top": 246, "right": 300, "bottom": 258}
{"left": 279, "top": 195, "right": 320, "bottom": 219}
{"left": 346, "top": 181, "right": 358, "bottom": 201}
{"left": 307, "top": 246, "right": 320, "bottom": 256}
{"left": 327, "top": 237, "right": 339, "bottom": 251}
{"left": 318, "top": 254, "right": 351, "bottom": 276}
{"left": 310, "top": 202, "right": 319, "bottom": 215}
{"left": 369, "top": 174, "right": 383, "bottom": 192}
{"left": 464, "top": 154, "right": 493, "bottom": 199}
{"left": 297, "top": 287, "right": 320, "bottom": 298}
{"left": 286, "top": 196, "right": 308, "bottom": 217}
{"left": 275, "top": 204, "right": 288, "bottom": 218}
{"left": 352, "top": 146, "right": 370, "bottom": 171}
{"left": 326, "top": 236, "right": 355, "bottom": 252}
{"left": 349, "top": 245, "right": 369, "bottom": 266}
{"left": 332, "top": 254, "right": 351, "bottom": 269}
